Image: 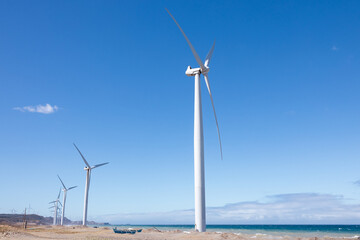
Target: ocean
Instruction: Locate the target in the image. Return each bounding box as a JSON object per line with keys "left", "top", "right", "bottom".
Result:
{"left": 107, "top": 225, "right": 360, "bottom": 238}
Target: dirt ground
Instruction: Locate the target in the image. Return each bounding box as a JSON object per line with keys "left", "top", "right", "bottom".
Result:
{"left": 0, "top": 224, "right": 355, "bottom": 240}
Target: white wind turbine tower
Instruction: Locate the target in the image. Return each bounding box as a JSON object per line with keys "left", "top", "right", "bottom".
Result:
{"left": 73, "top": 143, "right": 109, "bottom": 226}
{"left": 166, "top": 9, "right": 223, "bottom": 232}
{"left": 57, "top": 175, "right": 77, "bottom": 226}
{"left": 49, "top": 205, "right": 62, "bottom": 224}
{"left": 49, "top": 205, "right": 61, "bottom": 223}
{"left": 49, "top": 188, "right": 62, "bottom": 225}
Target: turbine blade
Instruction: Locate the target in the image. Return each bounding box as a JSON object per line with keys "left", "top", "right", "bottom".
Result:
{"left": 91, "top": 162, "right": 109, "bottom": 169}
{"left": 203, "top": 73, "right": 223, "bottom": 160}
{"left": 57, "top": 188, "right": 61, "bottom": 199}
{"left": 68, "top": 186, "right": 77, "bottom": 190}
{"left": 165, "top": 8, "right": 205, "bottom": 70}
{"left": 73, "top": 143, "right": 91, "bottom": 168}
{"left": 57, "top": 175, "right": 66, "bottom": 190}
{"left": 204, "top": 40, "right": 215, "bottom": 67}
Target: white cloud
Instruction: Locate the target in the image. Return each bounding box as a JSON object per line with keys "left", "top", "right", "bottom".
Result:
{"left": 95, "top": 193, "right": 360, "bottom": 224}
{"left": 14, "top": 103, "right": 59, "bottom": 114}
{"left": 332, "top": 45, "right": 338, "bottom": 51}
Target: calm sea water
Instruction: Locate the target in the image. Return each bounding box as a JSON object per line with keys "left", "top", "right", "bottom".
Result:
{"left": 107, "top": 224, "right": 360, "bottom": 237}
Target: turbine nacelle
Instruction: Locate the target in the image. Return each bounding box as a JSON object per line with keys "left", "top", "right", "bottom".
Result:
{"left": 185, "top": 66, "right": 209, "bottom": 76}
{"left": 185, "top": 66, "right": 200, "bottom": 76}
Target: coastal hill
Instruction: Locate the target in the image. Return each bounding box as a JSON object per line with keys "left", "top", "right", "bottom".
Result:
{"left": 0, "top": 214, "right": 102, "bottom": 226}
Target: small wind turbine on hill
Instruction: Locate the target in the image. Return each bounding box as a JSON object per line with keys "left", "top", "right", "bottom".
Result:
{"left": 57, "top": 175, "right": 77, "bottom": 226}
{"left": 73, "top": 143, "right": 109, "bottom": 226}
{"left": 27, "top": 204, "right": 33, "bottom": 214}
{"left": 49, "top": 188, "right": 62, "bottom": 225}
{"left": 166, "top": 9, "right": 223, "bottom": 232}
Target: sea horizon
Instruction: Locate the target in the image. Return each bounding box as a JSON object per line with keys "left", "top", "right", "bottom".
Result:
{"left": 103, "top": 224, "right": 360, "bottom": 238}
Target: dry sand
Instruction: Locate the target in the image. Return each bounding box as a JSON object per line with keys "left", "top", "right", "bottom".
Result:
{"left": 0, "top": 224, "right": 356, "bottom": 240}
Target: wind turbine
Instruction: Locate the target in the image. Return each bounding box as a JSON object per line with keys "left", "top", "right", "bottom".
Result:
{"left": 57, "top": 175, "right": 77, "bottom": 226}
{"left": 73, "top": 143, "right": 109, "bottom": 226}
{"left": 49, "top": 188, "right": 62, "bottom": 225}
{"left": 49, "top": 205, "right": 62, "bottom": 225}
{"left": 166, "top": 9, "right": 223, "bottom": 232}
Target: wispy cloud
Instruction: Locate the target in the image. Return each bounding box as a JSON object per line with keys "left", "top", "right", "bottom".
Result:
{"left": 13, "top": 103, "right": 59, "bottom": 114}
{"left": 95, "top": 193, "right": 360, "bottom": 224}
{"left": 332, "top": 45, "right": 339, "bottom": 51}
{"left": 354, "top": 180, "right": 360, "bottom": 186}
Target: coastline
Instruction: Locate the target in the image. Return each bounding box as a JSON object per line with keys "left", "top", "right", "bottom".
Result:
{"left": 2, "top": 224, "right": 360, "bottom": 240}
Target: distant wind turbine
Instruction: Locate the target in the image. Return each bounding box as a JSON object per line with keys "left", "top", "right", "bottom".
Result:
{"left": 26, "top": 204, "right": 33, "bottom": 214}
{"left": 73, "top": 143, "right": 109, "bottom": 226}
{"left": 166, "top": 9, "right": 223, "bottom": 232}
{"left": 57, "top": 175, "right": 77, "bottom": 226}
{"left": 49, "top": 188, "right": 62, "bottom": 225}
{"left": 49, "top": 205, "right": 61, "bottom": 224}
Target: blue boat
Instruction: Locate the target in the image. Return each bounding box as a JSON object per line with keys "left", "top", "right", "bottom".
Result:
{"left": 113, "top": 228, "right": 136, "bottom": 234}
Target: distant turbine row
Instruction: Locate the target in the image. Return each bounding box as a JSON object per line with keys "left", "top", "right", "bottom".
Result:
{"left": 50, "top": 144, "right": 109, "bottom": 226}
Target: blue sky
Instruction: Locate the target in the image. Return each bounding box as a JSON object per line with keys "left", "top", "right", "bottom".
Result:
{"left": 1, "top": 0, "right": 360, "bottom": 224}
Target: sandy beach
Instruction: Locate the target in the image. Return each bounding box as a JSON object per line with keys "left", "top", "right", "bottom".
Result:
{"left": 1, "top": 224, "right": 357, "bottom": 240}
